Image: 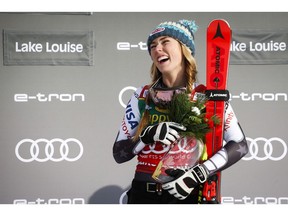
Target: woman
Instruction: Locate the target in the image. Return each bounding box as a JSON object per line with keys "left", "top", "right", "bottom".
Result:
{"left": 113, "top": 19, "right": 248, "bottom": 204}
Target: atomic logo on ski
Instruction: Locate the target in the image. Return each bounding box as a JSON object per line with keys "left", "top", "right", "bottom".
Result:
{"left": 212, "top": 23, "right": 225, "bottom": 40}
{"left": 206, "top": 89, "right": 230, "bottom": 101}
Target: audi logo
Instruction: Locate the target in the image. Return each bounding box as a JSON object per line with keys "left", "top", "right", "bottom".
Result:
{"left": 15, "top": 138, "right": 84, "bottom": 162}
{"left": 242, "top": 137, "right": 287, "bottom": 161}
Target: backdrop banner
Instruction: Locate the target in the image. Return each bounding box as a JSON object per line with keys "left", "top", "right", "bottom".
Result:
{"left": 230, "top": 29, "right": 288, "bottom": 65}
{"left": 1, "top": 12, "right": 288, "bottom": 205}
{"left": 3, "top": 30, "right": 94, "bottom": 66}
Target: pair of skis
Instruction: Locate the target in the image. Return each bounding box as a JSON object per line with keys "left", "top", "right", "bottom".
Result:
{"left": 201, "top": 19, "right": 232, "bottom": 204}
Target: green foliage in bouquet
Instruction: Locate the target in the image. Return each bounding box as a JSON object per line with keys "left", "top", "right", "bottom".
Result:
{"left": 168, "top": 92, "right": 220, "bottom": 141}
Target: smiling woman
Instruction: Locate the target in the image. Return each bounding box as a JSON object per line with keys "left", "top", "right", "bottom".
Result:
{"left": 113, "top": 19, "right": 248, "bottom": 204}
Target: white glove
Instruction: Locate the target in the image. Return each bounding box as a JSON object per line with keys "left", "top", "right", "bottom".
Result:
{"left": 140, "top": 122, "right": 186, "bottom": 145}
{"left": 162, "top": 164, "right": 208, "bottom": 200}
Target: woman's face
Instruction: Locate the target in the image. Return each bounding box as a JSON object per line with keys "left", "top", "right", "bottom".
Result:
{"left": 150, "top": 36, "right": 184, "bottom": 77}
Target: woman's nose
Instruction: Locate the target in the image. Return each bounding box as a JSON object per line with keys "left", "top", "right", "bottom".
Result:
{"left": 155, "top": 43, "right": 163, "bottom": 52}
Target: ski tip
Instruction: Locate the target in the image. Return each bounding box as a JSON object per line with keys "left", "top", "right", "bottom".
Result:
{"left": 208, "top": 19, "right": 231, "bottom": 28}
{"left": 207, "top": 19, "right": 232, "bottom": 38}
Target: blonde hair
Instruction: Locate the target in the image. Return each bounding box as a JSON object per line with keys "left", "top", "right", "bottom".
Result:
{"left": 133, "top": 43, "right": 198, "bottom": 142}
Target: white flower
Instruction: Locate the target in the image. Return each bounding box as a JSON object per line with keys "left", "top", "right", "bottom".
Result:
{"left": 191, "top": 106, "right": 201, "bottom": 116}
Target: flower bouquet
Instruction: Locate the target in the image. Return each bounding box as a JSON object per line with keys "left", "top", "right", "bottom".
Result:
{"left": 152, "top": 88, "right": 219, "bottom": 183}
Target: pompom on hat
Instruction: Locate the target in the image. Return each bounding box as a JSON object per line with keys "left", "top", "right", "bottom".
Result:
{"left": 147, "top": 19, "right": 198, "bottom": 56}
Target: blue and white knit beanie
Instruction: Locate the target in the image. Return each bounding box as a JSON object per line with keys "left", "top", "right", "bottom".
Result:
{"left": 147, "top": 19, "right": 198, "bottom": 56}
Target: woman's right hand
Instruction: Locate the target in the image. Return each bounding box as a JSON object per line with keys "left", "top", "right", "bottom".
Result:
{"left": 139, "top": 122, "right": 186, "bottom": 145}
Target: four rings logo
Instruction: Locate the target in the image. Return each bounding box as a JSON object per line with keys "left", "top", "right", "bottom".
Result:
{"left": 15, "top": 138, "right": 84, "bottom": 162}
{"left": 243, "top": 137, "right": 287, "bottom": 161}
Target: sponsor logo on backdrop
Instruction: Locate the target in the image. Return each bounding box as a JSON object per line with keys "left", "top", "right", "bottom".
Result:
{"left": 15, "top": 41, "right": 84, "bottom": 53}
{"left": 230, "top": 92, "right": 287, "bottom": 102}
{"left": 14, "top": 93, "right": 85, "bottom": 102}
{"left": 118, "top": 192, "right": 288, "bottom": 204}
{"left": 117, "top": 30, "right": 288, "bottom": 64}
{"left": 118, "top": 86, "right": 287, "bottom": 108}
{"left": 231, "top": 30, "right": 288, "bottom": 64}
{"left": 222, "top": 196, "right": 288, "bottom": 204}
{"left": 230, "top": 40, "right": 286, "bottom": 52}
{"left": 117, "top": 37, "right": 287, "bottom": 53}
{"left": 3, "top": 30, "right": 94, "bottom": 66}
{"left": 242, "top": 137, "right": 287, "bottom": 161}
{"left": 14, "top": 198, "right": 85, "bottom": 204}
{"left": 15, "top": 138, "right": 84, "bottom": 163}
{"left": 117, "top": 42, "right": 147, "bottom": 51}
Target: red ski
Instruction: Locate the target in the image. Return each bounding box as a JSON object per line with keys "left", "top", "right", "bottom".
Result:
{"left": 202, "top": 19, "right": 232, "bottom": 204}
